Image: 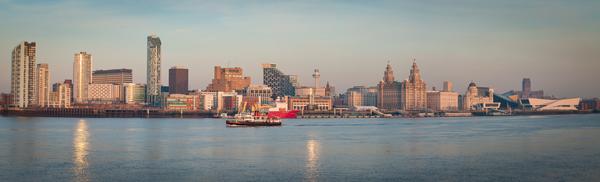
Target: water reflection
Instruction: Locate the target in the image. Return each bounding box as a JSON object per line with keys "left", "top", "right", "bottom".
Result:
{"left": 305, "top": 139, "right": 320, "bottom": 182}
{"left": 73, "top": 120, "right": 89, "bottom": 182}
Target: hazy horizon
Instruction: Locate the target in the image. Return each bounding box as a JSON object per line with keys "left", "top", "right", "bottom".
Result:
{"left": 1, "top": 0, "right": 599, "bottom": 98}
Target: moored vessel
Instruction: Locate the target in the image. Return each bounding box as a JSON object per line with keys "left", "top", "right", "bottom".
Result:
{"left": 267, "top": 100, "right": 299, "bottom": 119}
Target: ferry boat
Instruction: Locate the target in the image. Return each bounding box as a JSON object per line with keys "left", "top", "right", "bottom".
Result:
{"left": 226, "top": 112, "right": 282, "bottom": 126}
{"left": 225, "top": 102, "right": 282, "bottom": 126}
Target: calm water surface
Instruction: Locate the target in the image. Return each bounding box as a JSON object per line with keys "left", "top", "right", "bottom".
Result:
{"left": 1, "top": 114, "right": 600, "bottom": 181}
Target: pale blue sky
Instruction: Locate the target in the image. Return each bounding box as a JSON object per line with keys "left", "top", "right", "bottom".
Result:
{"left": 1, "top": 0, "right": 599, "bottom": 98}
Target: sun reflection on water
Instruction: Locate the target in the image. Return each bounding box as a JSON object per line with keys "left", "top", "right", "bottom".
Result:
{"left": 73, "top": 119, "right": 89, "bottom": 182}
{"left": 305, "top": 139, "right": 320, "bottom": 182}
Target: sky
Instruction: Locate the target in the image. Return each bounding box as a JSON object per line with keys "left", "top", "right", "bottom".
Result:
{"left": 1, "top": 0, "right": 599, "bottom": 98}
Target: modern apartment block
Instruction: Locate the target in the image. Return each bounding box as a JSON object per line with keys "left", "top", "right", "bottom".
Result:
{"left": 11, "top": 41, "right": 37, "bottom": 108}
{"left": 87, "top": 83, "right": 121, "bottom": 103}
{"left": 92, "top": 69, "right": 132, "bottom": 85}
{"left": 36, "top": 63, "right": 49, "bottom": 107}
{"left": 164, "top": 94, "right": 198, "bottom": 111}
{"left": 124, "top": 83, "right": 146, "bottom": 104}
{"left": 146, "top": 35, "right": 162, "bottom": 106}
{"left": 49, "top": 82, "right": 71, "bottom": 108}
{"left": 169, "top": 66, "right": 189, "bottom": 94}
{"left": 73, "top": 52, "right": 92, "bottom": 103}
{"left": 262, "top": 63, "right": 296, "bottom": 99}
{"left": 242, "top": 84, "right": 273, "bottom": 105}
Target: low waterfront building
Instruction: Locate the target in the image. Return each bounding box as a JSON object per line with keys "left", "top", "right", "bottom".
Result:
{"left": 218, "top": 92, "right": 242, "bottom": 112}
{"left": 521, "top": 98, "right": 581, "bottom": 111}
{"left": 580, "top": 98, "right": 600, "bottom": 111}
{"left": 87, "top": 83, "right": 121, "bottom": 104}
{"left": 194, "top": 91, "right": 242, "bottom": 112}
{"left": 347, "top": 86, "right": 378, "bottom": 107}
{"left": 473, "top": 102, "right": 501, "bottom": 111}
{"left": 462, "top": 82, "right": 499, "bottom": 111}
{"left": 242, "top": 84, "right": 273, "bottom": 105}
{"left": 427, "top": 89, "right": 459, "bottom": 112}
{"left": 1, "top": 93, "right": 14, "bottom": 109}
{"left": 347, "top": 91, "right": 363, "bottom": 108}
{"left": 48, "top": 82, "right": 71, "bottom": 108}
{"left": 124, "top": 83, "right": 146, "bottom": 104}
{"left": 197, "top": 91, "right": 217, "bottom": 111}
{"left": 164, "top": 94, "right": 198, "bottom": 111}
{"left": 288, "top": 96, "right": 333, "bottom": 111}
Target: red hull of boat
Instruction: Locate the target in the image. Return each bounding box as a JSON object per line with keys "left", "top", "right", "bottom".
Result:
{"left": 268, "top": 110, "right": 299, "bottom": 119}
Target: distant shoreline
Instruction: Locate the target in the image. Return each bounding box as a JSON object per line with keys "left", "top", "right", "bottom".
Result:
{"left": 0, "top": 108, "right": 596, "bottom": 119}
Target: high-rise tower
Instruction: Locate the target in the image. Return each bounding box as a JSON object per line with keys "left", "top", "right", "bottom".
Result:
{"left": 73, "top": 52, "right": 92, "bottom": 103}
{"left": 11, "top": 41, "right": 37, "bottom": 108}
{"left": 146, "top": 35, "right": 162, "bottom": 106}
{"left": 521, "top": 78, "right": 531, "bottom": 99}
{"left": 169, "top": 66, "right": 189, "bottom": 94}
{"left": 36, "top": 63, "right": 49, "bottom": 107}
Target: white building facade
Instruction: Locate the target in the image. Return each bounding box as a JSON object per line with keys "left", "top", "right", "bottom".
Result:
{"left": 73, "top": 52, "right": 92, "bottom": 103}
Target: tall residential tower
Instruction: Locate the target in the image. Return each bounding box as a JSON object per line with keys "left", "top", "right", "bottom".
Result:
{"left": 146, "top": 35, "right": 162, "bottom": 106}
{"left": 73, "top": 52, "right": 92, "bottom": 103}
{"left": 10, "top": 41, "right": 37, "bottom": 108}
{"left": 36, "top": 63, "right": 49, "bottom": 107}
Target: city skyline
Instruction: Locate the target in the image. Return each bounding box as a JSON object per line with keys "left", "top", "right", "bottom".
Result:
{"left": 1, "top": 1, "right": 599, "bottom": 98}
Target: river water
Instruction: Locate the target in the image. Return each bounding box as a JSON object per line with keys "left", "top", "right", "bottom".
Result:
{"left": 1, "top": 114, "right": 599, "bottom": 181}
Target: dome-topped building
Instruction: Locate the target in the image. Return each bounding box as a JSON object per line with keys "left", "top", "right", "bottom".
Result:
{"left": 377, "top": 62, "right": 402, "bottom": 110}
